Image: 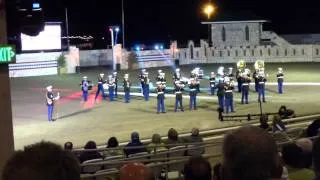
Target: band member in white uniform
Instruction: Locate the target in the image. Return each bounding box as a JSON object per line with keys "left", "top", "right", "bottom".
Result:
{"left": 46, "top": 86, "right": 60, "bottom": 122}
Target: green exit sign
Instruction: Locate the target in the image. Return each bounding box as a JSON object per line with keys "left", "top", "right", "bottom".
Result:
{"left": 0, "top": 46, "right": 16, "bottom": 64}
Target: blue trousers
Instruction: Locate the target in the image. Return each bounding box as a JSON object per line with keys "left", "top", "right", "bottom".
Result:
{"left": 125, "top": 91, "right": 130, "bottom": 103}
{"left": 225, "top": 96, "right": 234, "bottom": 113}
{"left": 143, "top": 85, "right": 149, "bottom": 101}
{"left": 175, "top": 98, "right": 183, "bottom": 111}
{"left": 218, "top": 95, "right": 224, "bottom": 110}
{"left": 114, "top": 84, "right": 118, "bottom": 97}
{"left": 237, "top": 80, "right": 242, "bottom": 92}
{"left": 82, "top": 91, "right": 88, "bottom": 101}
{"left": 109, "top": 87, "right": 114, "bottom": 101}
{"left": 47, "top": 105, "right": 54, "bottom": 121}
{"left": 278, "top": 82, "right": 283, "bottom": 94}
{"left": 95, "top": 85, "right": 105, "bottom": 100}
{"left": 157, "top": 96, "right": 165, "bottom": 113}
{"left": 255, "top": 82, "right": 258, "bottom": 92}
{"left": 210, "top": 86, "right": 215, "bottom": 95}
{"left": 241, "top": 89, "right": 249, "bottom": 104}
{"left": 258, "top": 85, "right": 266, "bottom": 102}
{"left": 189, "top": 95, "right": 197, "bottom": 110}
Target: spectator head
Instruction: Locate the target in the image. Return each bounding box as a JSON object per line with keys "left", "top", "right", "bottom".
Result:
{"left": 151, "top": 134, "right": 161, "bottom": 144}
{"left": 306, "top": 119, "right": 320, "bottom": 137}
{"left": 222, "top": 125, "right": 281, "bottom": 180}
{"left": 272, "top": 115, "right": 286, "bottom": 132}
{"left": 2, "top": 141, "right": 80, "bottom": 180}
{"left": 84, "top": 141, "right": 97, "bottom": 149}
{"left": 281, "top": 142, "right": 312, "bottom": 169}
{"left": 184, "top": 156, "right": 212, "bottom": 180}
{"left": 131, "top": 132, "right": 140, "bottom": 143}
{"left": 107, "top": 137, "right": 119, "bottom": 148}
{"left": 259, "top": 114, "right": 269, "bottom": 130}
{"left": 64, "top": 141, "right": 73, "bottom": 150}
{"left": 120, "top": 162, "right": 154, "bottom": 180}
{"left": 279, "top": 106, "right": 287, "bottom": 114}
{"left": 191, "top": 128, "right": 200, "bottom": 137}
{"left": 313, "top": 138, "right": 320, "bottom": 174}
{"left": 296, "top": 138, "right": 313, "bottom": 153}
{"left": 168, "top": 128, "right": 178, "bottom": 141}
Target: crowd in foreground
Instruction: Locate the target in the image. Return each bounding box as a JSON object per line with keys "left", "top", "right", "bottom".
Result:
{"left": 2, "top": 117, "right": 320, "bottom": 180}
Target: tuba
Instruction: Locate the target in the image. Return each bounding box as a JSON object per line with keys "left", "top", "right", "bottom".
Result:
{"left": 254, "top": 60, "right": 265, "bottom": 72}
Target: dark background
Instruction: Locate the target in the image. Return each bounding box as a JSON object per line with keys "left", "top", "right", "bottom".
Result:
{"left": 5, "top": 0, "right": 320, "bottom": 49}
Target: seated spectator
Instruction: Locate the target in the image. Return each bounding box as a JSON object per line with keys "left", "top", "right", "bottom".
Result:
{"left": 281, "top": 141, "right": 314, "bottom": 180}
{"left": 273, "top": 115, "right": 286, "bottom": 132}
{"left": 221, "top": 125, "right": 283, "bottom": 180}
{"left": 120, "top": 162, "right": 154, "bottom": 180}
{"left": 278, "top": 105, "right": 296, "bottom": 119}
{"left": 103, "top": 137, "right": 124, "bottom": 157}
{"left": 306, "top": 119, "right": 320, "bottom": 137}
{"left": 184, "top": 156, "right": 212, "bottom": 180}
{"left": 147, "top": 133, "right": 167, "bottom": 153}
{"left": 186, "top": 128, "right": 205, "bottom": 156}
{"left": 2, "top": 141, "right": 80, "bottom": 180}
{"left": 313, "top": 138, "right": 320, "bottom": 180}
{"left": 124, "top": 132, "right": 147, "bottom": 157}
{"left": 64, "top": 141, "right": 73, "bottom": 151}
{"left": 79, "top": 141, "right": 102, "bottom": 163}
{"left": 166, "top": 128, "right": 183, "bottom": 148}
{"left": 259, "top": 114, "right": 271, "bottom": 131}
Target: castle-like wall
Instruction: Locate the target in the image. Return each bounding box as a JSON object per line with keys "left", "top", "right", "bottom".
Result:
{"left": 211, "top": 23, "right": 261, "bottom": 47}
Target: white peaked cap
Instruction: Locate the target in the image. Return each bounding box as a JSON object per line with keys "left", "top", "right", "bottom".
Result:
{"left": 100, "top": 73, "right": 104, "bottom": 76}
{"left": 211, "top": 72, "right": 215, "bottom": 74}
{"left": 158, "top": 69, "right": 162, "bottom": 73}
{"left": 229, "top": 67, "right": 233, "bottom": 69}
{"left": 83, "top": 76, "right": 87, "bottom": 79}
{"left": 175, "top": 80, "right": 180, "bottom": 84}
{"left": 176, "top": 68, "right": 180, "bottom": 72}
{"left": 108, "top": 75, "right": 112, "bottom": 78}
{"left": 278, "top": 67, "right": 283, "bottom": 71}
{"left": 142, "top": 69, "right": 146, "bottom": 72}
{"left": 113, "top": 72, "right": 117, "bottom": 75}
{"left": 144, "top": 72, "right": 149, "bottom": 75}
{"left": 46, "top": 85, "right": 53, "bottom": 91}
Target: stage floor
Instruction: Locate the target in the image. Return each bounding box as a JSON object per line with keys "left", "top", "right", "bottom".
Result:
{"left": 10, "top": 63, "right": 320, "bottom": 149}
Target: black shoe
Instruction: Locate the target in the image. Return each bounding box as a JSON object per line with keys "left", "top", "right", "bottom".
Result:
{"left": 157, "top": 112, "right": 160, "bottom": 114}
{"left": 181, "top": 109, "right": 184, "bottom": 112}
{"left": 162, "top": 111, "right": 166, "bottom": 113}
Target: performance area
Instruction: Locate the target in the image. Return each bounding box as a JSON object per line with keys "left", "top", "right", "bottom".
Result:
{"left": 11, "top": 62, "right": 320, "bottom": 149}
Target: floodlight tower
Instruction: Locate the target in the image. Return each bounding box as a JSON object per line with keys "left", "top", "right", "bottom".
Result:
{"left": 109, "top": 26, "right": 120, "bottom": 71}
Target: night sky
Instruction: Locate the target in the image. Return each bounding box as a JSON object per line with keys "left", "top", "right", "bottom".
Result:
{"left": 6, "top": 0, "right": 320, "bottom": 48}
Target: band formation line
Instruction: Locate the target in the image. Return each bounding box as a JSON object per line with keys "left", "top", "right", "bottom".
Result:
{"left": 45, "top": 60, "right": 285, "bottom": 121}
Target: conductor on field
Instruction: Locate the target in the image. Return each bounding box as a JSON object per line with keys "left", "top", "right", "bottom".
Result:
{"left": 189, "top": 78, "right": 198, "bottom": 111}
{"left": 277, "top": 67, "right": 284, "bottom": 94}
{"left": 142, "top": 71, "right": 150, "bottom": 101}
{"left": 46, "top": 86, "right": 60, "bottom": 122}
{"left": 112, "top": 72, "right": 118, "bottom": 98}
{"left": 209, "top": 72, "right": 216, "bottom": 95}
{"left": 241, "top": 69, "right": 251, "bottom": 104}
{"left": 80, "top": 76, "right": 89, "bottom": 102}
{"left": 224, "top": 76, "right": 235, "bottom": 113}
{"left": 156, "top": 82, "right": 166, "bottom": 114}
{"left": 107, "top": 75, "right": 115, "bottom": 101}
{"left": 123, "top": 74, "right": 131, "bottom": 103}
{"left": 173, "top": 68, "right": 181, "bottom": 82}
{"left": 95, "top": 73, "right": 106, "bottom": 101}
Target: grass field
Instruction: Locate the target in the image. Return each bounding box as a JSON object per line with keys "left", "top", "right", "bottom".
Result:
{"left": 10, "top": 62, "right": 320, "bottom": 149}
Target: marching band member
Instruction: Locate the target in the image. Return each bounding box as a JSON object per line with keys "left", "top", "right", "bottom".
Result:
{"left": 156, "top": 69, "right": 162, "bottom": 81}
{"left": 107, "top": 75, "right": 115, "bottom": 101}
{"left": 142, "top": 72, "right": 150, "bottom": 101}
{"left": 113, "top": 72, "right": 118, "bottom": 98}
{"left": 224, "top": 77, "right": 235, "bottom": 113}
{"left": 257, "top": 70, "right": 267, "bottom": 103}
{"left": 173, "top": 68, "right": 181, "bottom": 82}
{"left": 217, "top": 79, "right": 225, "bottom": 112}
{"left": 277, "top": 67, "right": 284, "bottom": 94}
{"left": 139, "top": 69, "right": 146, "bottom": 94}
{"left": 123, "top": 74, "right": 131, "bottom": 103}
{"left": 227, "top": 67, "right": 235, "bottom": 81}
{"left": 46, "top": 85, "right": 60, "bottom": 122}
{"left": 236, "top": 60, "right": 246, "bottom": 93}
{"left": 174, "top": 80, "right": 184, "bottom": 112}
{"left": 95, "top": 73, "right": 106, "bottom": 100}
{"left": 156, "top": 82, "right": 166, "bottom": 114}
{"left": 189, "top": 78, "right": 198, "bottom": 111}
{"left": 209, "top": 72, "right": 216, "bottom": 95}
{"left": 81, "top": 76, "right": 89, "bottom": 102}
{"left": 241, "top": 69, "right": 251, "bottom": 104}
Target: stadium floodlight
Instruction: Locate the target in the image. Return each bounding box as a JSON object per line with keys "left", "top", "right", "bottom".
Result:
{"left": 154, "top": 45, "right": 159, "bottom": 50}
{"left": 136, "top": 46, "right": 140, "bottom": 51}
{"left": 115, "top": 27, "right": 120, "bottom": 32}
{"left": 160, "top": 45, "right": 164, "bottom": 50}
